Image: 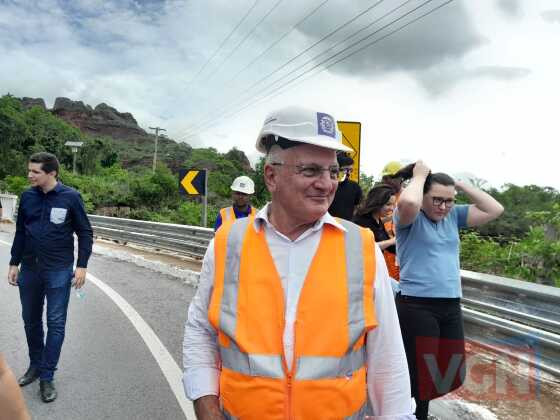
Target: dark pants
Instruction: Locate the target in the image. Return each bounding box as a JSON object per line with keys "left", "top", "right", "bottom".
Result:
{"left": 18, "top": 266, "right": 73, "bottom": 382}
{"left": 396, "top": 293, "right": 466, "bottom": 420}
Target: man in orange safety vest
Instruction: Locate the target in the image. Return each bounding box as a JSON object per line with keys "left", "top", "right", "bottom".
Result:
{"left": 183, "top": 106, "right": 415, "bottom": 420}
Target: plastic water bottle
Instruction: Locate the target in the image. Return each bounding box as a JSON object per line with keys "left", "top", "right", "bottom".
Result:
{"left": 75, "top": 289, "right": 85, "bottom": 299}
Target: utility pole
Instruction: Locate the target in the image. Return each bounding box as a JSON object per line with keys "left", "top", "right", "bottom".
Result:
{"left": 149, "top": 126, "right": 166, "bottom": 173}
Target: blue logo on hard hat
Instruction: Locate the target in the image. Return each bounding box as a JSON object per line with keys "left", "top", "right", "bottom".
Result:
{"left": 317, "top": 112, "right": 335, "bottom": 138}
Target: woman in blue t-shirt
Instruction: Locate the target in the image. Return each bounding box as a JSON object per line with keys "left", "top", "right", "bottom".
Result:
{"left": 394, "top": 161, "right": 504, "bottom": 420}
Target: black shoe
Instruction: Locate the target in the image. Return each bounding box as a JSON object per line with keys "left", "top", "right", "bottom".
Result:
{"left": 40, "top": 380, "right": 57, "bottom": 403}
{"left": 18, "top": 367, "right": 39, "bottom": 387}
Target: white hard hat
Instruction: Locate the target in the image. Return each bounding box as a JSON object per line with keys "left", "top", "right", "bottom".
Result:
{"left": 231, "top": 175, "right": 255, "bottom": 194}
{"left": 255, "top": 106, "right": 352, "bottom": 153}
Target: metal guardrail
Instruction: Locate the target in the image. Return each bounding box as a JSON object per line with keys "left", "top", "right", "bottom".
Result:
{"left": 460, "top": 270, "right": 560, "bottom": 377}
{"left": 89, "top": 215, "right": 213, "bottom": 259}
{"left": 90, "top": 215, "right": 560, "bottom": 377}
{"left": 461, "top": 270, "right": 560, "bottom": 335}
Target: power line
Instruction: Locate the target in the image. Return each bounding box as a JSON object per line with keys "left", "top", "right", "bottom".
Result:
{"left": 177, "top": 0, "right": 397, "bottom": 139}
{"left": 178, "top": 0, "right": 387, "bottom": 139}
{"left": 222, "top": 0, "right": 331, "bottom": 91}
{"left": 184, "top": 0, "right": 260, "bottom": 90}
{"left": 179, "top": 0, "right": 454, "bottom": 141}
{"left": 200, "top": 0, "right": 286, "bottom": 85}
{"left": 181, "top": 0, "right": 441, "bottom": 138}
{"left": 178, "top": 0, "right": 330, "bottom": 131}
{"left": 183, "top": 0, "right": 415, "bottom": 138}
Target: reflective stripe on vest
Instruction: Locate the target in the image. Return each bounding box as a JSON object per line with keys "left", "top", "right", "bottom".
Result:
{"left": 219, "top": 207, "right": 257, "bottom": 231}
{"left": 295, "top": 346, "right": 366, "bottom": 380}
{"left": 220, "top": 207, "right": 236, "bottom": 222}
{"left": 220, "top": 340, "right": 284, "bottom": 378}
{"left": 208, "top": 216, "right": 377, "bottom": 419}
{"left": 338, "top": 218, "right": 367, "bottom": 349}
{"left": 219, "top": 340, "right": 366, "bottom": 381}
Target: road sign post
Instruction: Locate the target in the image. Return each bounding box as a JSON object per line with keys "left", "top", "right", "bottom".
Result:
{"left": 337, "top": 121, "right": 361, "bottom": 183}
{"left": 179, "top": 169, "right": 208, "bottom": 227}
{"left": 202, "top": 170, "right": 208, "bottom": 228}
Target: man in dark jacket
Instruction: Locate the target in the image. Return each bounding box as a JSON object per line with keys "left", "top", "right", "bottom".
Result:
{"left": 7, "top": 152, "right": 93, "bottom": 403}
{"left": 328, "top": 154, "right": 362, "bottom": 220}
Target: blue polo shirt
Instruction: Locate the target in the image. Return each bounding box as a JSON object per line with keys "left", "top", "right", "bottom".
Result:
{"left": 394, "top": 205, "right": 469, "bottom": 298}
{"left": 10, "top": 182, "right": 93, "bottom": 270}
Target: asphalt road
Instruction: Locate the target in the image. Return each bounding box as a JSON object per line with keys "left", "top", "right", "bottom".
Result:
{"left": 0, "top": 229, "right": 197, "bottom": 420}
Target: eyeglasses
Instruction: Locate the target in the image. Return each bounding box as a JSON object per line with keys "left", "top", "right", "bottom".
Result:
{"left": 432, "top": 197, "right": 455, "bottom": 208}
{"left": 271, "top": 163, "right": 340, "bottom": 180}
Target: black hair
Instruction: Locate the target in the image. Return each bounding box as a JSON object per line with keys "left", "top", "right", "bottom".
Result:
{"left": 423, "top": 172, "right": 455, "bottom": 194}
{"left": 394, "top": 163, "right": 415, "bottom": 180}
{"left": 261, "top": 134, "right": 302, "bottom": 152}
{"left": 356, "top": 184, "right": 397, "bottom": 217}
{"left": 29, "top": 152, "right": 60, "bottom": 177}
{"left": 337, "top": 153, "right": 354, "bottom": 167}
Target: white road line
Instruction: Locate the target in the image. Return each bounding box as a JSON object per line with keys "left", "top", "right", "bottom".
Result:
{"left": 0, "top": 238, "right": 196, "bottom": 419}
{"left": 86, "top": 273, "right": 196, "bottom": 420}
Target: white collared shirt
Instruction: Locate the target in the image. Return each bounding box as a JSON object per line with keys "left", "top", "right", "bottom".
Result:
{"left": 183, "top": 204, "right": 415, "bottom": 418}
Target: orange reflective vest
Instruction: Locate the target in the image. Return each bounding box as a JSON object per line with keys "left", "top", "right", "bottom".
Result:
{"left": 219, "top": 206, "right": 256, "bottom": 230}
{"left": 209, "top": 217, "right": 377, "bottom": 420}
{"left": 382, "top": 191, "right": 401, "bottom": 280}
{"left": 383, "top": 250, "right": 400, "bottom": 281}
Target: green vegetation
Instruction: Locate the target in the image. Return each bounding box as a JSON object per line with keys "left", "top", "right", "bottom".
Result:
{"left": 0, "top": 94, "right": 256, "bottom": 228}
{"left": 1, "top": 94, "right": 558, "bottom": 285}
{"left": 458, "top": 186, "right": 560, "bottom": 286}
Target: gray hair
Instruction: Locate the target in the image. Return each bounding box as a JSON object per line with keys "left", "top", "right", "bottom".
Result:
{"left": 265, "top": 145, "right": 285, "bottom": 165}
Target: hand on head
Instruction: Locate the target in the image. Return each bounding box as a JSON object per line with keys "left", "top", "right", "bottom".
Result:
{"left": 412, "top": 160, "right": 431, "bottom": 179}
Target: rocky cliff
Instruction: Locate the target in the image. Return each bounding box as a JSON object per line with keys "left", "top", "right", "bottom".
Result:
{"left": 52, "top": 97, "right": 148, "bottom": 142}
{"left": 16, "top": 96, "right": 251, "bottom": 172}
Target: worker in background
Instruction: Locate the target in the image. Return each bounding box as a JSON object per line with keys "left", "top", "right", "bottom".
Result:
{"left": 328, "top": 153, "right": 362, "bottom": 220}
{"left": 183, "top": 106, "right": 415, "bottom": 419}
{"left": 214, "top": 175, "right": 256, "bottom": 231}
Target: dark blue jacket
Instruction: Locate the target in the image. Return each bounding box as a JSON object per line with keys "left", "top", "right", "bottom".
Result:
{"left": 10, "top": 182, "right": 93, "bottom": 270}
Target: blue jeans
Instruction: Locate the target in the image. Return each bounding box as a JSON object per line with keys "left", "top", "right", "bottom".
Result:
{"left": 18, "top": 266, "right": 73, "bottom": 382}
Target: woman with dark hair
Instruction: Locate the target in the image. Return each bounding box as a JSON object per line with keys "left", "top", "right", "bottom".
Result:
{"left": 354, "top": 184, "right": 400, "bottom": 281}
{"left": 394, "top": 161, "right": 504, "bottom": 420}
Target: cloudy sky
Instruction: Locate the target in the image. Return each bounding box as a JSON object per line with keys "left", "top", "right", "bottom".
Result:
{"left": 1, "top": 0, "right": 559, "bottom": 189}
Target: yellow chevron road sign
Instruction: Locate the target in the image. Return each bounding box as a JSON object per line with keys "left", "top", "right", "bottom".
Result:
{"left": 179, "top": 169, "right": 206, "bottom": 196}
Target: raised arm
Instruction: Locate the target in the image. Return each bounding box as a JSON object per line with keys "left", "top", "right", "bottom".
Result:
{"left": 456, "top": 181, "right": 504, "bottom": 227}
{"left": 396, "top": 161, "right": 430, "bottom": 226}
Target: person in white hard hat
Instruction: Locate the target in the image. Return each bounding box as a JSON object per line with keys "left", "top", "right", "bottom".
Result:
{"left": 214, "top": 175, "right": 256, "bottom": 231}
{"left": 183, "top": 106, "right": 415, "bottom": 419}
